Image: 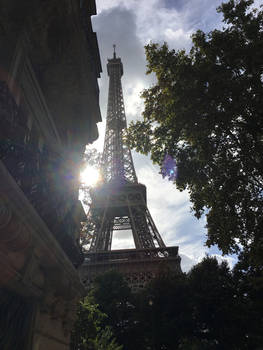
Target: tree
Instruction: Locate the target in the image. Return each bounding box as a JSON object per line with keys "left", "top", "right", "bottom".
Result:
{"left": 90, "top": 271, "right": 137, "bottom": 350}
{"left": 70, "top": 295, "right": 122, "bottom": 350}
{"left": 126, "top": 0, "right": 263, "bottom": 266}
{"left": 135, "top": 272, "right": 193, "bottom": 350}
{"left": 136, "top": 257, "right": 262, "bottom": 349}
{"left": 187, "top": 257, "right": 247, "bottom": 349}
{"left": 232, "top": 253, "right": 263, "bottom": 346}
{"left": 72, "top": 262, "right": 263, "bottom": 350}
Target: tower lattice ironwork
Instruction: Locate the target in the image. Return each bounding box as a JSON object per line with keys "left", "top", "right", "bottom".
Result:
{"left": 81, "top": 48, "right": 181, "bottom": 291}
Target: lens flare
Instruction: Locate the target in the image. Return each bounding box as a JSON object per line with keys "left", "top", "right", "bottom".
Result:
{"left": 161, "top": 154, "right": 177, "bottom": 181}
{"left": 80, "top": 165, "right": 100, "bottom": 187}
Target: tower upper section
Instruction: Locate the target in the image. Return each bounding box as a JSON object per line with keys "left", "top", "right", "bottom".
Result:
{"left": 107, "top": 45, "right": 124, "bottom": 77}
{"left": 101, "top": 48, "right": 137, "bottom": 184}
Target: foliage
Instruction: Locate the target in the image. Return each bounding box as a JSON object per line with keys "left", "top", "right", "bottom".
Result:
{"left": 135, "top": 257, "right": 257, "bottom": 349}
{"left": 187, "top": 257, "right": 245, "bottom": 349}
{"left": 82, "top": 148, "right": 102, "bottom": 168}
{"left": 70, "top": 295, "right": 122, "bottom": 350}
{"left": 135, "top": 272, "right": 193, "bottom": 349}
{"left": 126, "top": 0, "right": 263, "bottom": 266}
{"left": 94, "top": 327, "right": 123, "bottom": 350}
{"left": 136, "top": 257, "right": 263, "bottom": 349}
{"left": 232, "top": 253, "right": 263, "bottom": 345}
{"left": 72, "top": 258, "right": 263, "bottom": 350}
{"left": 90, "top": 270, "right": 138, "bottom": 350}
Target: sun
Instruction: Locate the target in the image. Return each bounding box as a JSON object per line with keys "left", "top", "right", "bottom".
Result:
{"left": 80, "top": 165, "right": 100, "bottom": 187}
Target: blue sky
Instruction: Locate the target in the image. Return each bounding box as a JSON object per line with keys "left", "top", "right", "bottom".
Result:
{"left": 89, "top": 0, "right": 239, "bottom": 271}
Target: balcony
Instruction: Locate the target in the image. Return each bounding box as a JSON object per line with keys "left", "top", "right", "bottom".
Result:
{"left": 84, "top": 246, "right": 180, "bottom": 265}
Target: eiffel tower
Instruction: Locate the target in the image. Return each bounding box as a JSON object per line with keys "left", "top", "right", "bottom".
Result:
{"left": 80, "top": 47, "right": 181, "bottom": 291}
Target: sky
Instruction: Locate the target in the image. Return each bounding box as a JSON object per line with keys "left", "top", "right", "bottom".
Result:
{"left": 88, "top": 0, "right": 238, "bottom": 272}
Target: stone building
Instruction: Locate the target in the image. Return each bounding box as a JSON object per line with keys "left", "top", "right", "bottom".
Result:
{"left": 0, "top": 1, "right": 101, "bottom": 349}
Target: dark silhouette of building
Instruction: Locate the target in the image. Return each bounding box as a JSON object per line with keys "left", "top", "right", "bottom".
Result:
{"left": 80, "top": 49, "right": 181, "bottom": 292}
{"left": 0, "top": 1, "right": 101, "bottom": 349}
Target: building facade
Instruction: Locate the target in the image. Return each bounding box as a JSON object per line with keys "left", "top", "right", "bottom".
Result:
{"left": 0, "top": 1, "right": 101, "bottom": 349}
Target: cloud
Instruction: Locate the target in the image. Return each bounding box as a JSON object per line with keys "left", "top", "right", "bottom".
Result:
{"left": 95, "top": 0, "right": 223, "bottom": 51}
{"left": 125, "top": 82, "right": 145, "bottom": 119}
{"left": 180, "top": 253, "right": 196, "bottom": 272}
{"left": 93, "top": 7, "right": 149, "bottom": 124}
{"left": 180, "top": 252, "right": 238, "bottom": 273}
{"left": 164, "top": 28, "right": 191, "bottom": 42}
{"left": 209, "top": 254, "right": 237, "bottom": 270}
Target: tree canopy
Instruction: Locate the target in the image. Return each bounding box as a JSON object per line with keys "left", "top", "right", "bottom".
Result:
{"left": 71, "top": 259, "right": 263, "bottom": 349}
{"left": 126, "top": 0, "right": 263, "bottom": 267}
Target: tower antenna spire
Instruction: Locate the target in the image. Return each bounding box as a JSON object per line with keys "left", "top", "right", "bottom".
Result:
{"left": 113, "top": 44, "right": 116, "bottom": 58}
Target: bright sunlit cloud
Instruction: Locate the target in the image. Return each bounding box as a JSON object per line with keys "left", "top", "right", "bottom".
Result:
{"left": 80, "top": 165, "right": 100, "bottom": 187}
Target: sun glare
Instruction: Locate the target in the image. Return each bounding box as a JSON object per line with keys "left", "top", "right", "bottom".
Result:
{"left": 80, "top": 165, "right": 100, "bottom": 187}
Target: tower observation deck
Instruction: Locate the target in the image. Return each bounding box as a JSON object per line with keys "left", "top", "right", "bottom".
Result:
{"left": 80, "top": 48, "right": 182, "bottom": 291}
